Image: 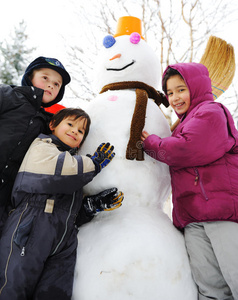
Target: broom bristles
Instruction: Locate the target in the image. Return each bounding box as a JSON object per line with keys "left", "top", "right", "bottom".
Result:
{"left": 199, "top": 36, "right": 236, "bottom": 99}
{"left": 171, "top": 36, "right": 236, "bottom": 131}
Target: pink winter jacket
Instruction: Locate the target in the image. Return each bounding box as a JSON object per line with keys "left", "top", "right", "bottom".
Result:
{"left": 143, "top": 63, "right": 238, "bottom": 230}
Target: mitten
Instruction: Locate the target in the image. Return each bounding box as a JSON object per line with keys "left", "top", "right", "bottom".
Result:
{"left": 83, "top": 187, "right": 124, "bottom": 217}
{"left": 89, "top": 142, "right": 115, "bottom": 174}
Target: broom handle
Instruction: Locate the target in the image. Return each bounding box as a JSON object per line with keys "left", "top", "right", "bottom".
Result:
{"left": 170, "top": 119, "right": 180, "bottom": 132}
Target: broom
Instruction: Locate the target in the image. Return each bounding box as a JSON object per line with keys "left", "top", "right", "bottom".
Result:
{"left": 170, "top": 36, "right": 236, "bottom": 131}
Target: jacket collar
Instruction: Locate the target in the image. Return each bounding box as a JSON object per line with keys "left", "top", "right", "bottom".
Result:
{"left": 12, "top": 85, "right": 44, "bottom": 110}
{"left": 39, "top": 134, "right": 78, "bottom": 155}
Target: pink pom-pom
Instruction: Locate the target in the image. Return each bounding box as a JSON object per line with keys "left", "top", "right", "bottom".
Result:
{"left": 130, "top": 32, "right": 141, "bottom": 44}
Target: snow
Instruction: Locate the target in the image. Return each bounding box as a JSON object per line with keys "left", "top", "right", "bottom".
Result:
{"left": 72, "top": 29, "right": 197, "bottom": 299}
{"left": 73, "top": 208, "right": 196, "bottom": 300}
{"left": 94, "top": 36, "right": 161, "bottom": 92}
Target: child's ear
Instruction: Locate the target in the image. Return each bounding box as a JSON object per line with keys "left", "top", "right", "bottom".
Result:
{"left": 49, "top": 121, "right": 54, "bottom": 131}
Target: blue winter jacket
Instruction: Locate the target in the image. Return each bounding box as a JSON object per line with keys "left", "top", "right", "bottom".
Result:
{"left": 0, "top": 84, "right": 51, "bottom": 226}
{"left": 12, "top": 134, "right": 96, "bottom": 213}
{"left": 0, "top": 134, "right": 97, "bottom": 299}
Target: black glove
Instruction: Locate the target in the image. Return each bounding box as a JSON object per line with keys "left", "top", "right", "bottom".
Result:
{"left": 89, "top": 142, "right": 115, "bottom": 174}
{"left": 83, "top": 187, "right": 124, "bottom": 217}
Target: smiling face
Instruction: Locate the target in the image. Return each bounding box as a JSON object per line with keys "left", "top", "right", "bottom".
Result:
{"left": 49, "top": 116, "right": 87, "bottom": 148}
{"left": 94, "top": 35, "right": 161, "bottom": 91}
{"left": 31, "top": 68, "right": 62, "bottom": 104}
{"left": 166, "top": 75, "right": 190, "bottom": 115}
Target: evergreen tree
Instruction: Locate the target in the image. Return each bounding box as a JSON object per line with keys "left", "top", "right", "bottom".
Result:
{"left": 0, "top": 20, "right": 35, "bottom": 85}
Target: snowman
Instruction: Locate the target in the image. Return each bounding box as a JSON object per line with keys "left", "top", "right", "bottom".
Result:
{"left": 72, "top": 16, "right": 197, "bottom": 300}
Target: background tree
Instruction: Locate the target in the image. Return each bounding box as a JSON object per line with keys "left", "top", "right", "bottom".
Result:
{"left": 0, "top": 20, "right": 35, "bottom": 85}
{"left": 65, "top": 0, "right": 238, "bottom": 124}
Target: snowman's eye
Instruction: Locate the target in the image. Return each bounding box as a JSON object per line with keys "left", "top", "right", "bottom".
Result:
{"left": 103, "top": 35, "right": 116, "bottom": 48}
{"left": 130, "top": 32, "right": 141, "bottom": 44}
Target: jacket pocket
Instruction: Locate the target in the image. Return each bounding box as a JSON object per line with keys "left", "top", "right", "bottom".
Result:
{"left": 14, "top": 216, "right": 35, "bottom": 256}
{"left": 194, "top": 168, "right": 209, "bottom": 201}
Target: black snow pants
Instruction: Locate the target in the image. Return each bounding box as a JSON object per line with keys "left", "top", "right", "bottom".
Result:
{"left": 0, "top": 196, "right": 79, "bottom": 300}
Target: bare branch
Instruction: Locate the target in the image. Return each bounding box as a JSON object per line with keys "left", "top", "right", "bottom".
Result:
{"left": 64, "top": 0, "right": 238, "bottom": 121}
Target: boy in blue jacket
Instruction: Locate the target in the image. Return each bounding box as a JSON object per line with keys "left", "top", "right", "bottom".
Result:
{"left": 0, "top": 56, "right": 71, "bottom": 233}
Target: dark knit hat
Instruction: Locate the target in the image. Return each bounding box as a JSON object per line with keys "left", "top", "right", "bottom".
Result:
{"left": 21, "top": 56, "right": 71, "bottom": 107}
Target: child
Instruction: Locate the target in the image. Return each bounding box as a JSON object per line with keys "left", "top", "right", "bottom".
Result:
{"left": 0, "top": 108, "right": 123, "bottom": 300}
{"left": 0, "top": 56, "right": 71, "bottom": 233}
{"left": 141, "top": 62, "right": 238, "bottom": 299}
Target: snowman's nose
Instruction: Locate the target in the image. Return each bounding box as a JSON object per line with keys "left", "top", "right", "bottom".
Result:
{"left": 110, "top": 54, "right": 121, "bottom": 61}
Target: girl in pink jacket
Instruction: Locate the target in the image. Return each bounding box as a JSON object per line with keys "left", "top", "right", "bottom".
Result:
{"left": 141, "top": 62, "right": 238, "bottom": 300}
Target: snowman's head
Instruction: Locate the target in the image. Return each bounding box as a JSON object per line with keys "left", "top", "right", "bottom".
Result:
{"left": 94, "top": 33, "right": 161, "bottom": 92}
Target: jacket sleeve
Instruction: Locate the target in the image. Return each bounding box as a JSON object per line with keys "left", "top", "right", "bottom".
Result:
{"left": 143, "top": 103, "right": 235, "bottom": 168}
{"left": 0, "top": 87, "right": 3, "bottom": 112}
{"left": 13, "top": 138, "right": 97, "bottom": 195}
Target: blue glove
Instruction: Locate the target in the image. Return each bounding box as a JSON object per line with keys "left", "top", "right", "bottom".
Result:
{"left": 83, "top": 188, "right": 124, "bottom": 217}
{"left": 89, "top": 142, "right": 115, "bottom": 174}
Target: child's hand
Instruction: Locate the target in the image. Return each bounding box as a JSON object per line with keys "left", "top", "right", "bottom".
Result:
{"left": 89, "top": 142, "right": 115, "bottom": 174}
{"left": 83, "top": 188, "right": 124, "bottom": 216}
{"left": 141, "top": 130, "right": 150, "bottom": 142}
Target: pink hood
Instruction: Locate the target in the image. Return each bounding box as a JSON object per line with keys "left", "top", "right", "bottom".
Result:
{"left": 162, "top": 62, "right": 214, "bottom": 118}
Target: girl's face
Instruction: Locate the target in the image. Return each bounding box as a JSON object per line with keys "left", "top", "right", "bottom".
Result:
{"left": 31, "top": 68, "right": 62, "bottom": 104}
{"left": 166, "top": 74, "right": 190, "bottom": 115}
{"left": 49, "top": 116, "right": 87, "bottom": 148}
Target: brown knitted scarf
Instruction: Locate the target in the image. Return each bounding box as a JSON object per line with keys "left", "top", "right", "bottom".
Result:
{"left": 100, "top": 81, "right": 169, "bottom": 161}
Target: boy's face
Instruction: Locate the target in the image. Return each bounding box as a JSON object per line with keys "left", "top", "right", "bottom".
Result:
{"left": 49, "top": 116, "right": 87, "bottom": 148}
{"left": 166, "top": 74, "right": 190, "bottom": 115}
{"left": 31, "top": 68, "right": 62, "bottom": 104}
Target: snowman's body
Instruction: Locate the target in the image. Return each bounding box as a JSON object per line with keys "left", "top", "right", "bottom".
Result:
{"left": 72, "top": 34, "right": 197, "bottom": 299}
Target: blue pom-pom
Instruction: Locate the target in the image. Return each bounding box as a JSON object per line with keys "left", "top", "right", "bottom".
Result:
{"left": 103, "top": 35, "right": 116, "bottom": 48}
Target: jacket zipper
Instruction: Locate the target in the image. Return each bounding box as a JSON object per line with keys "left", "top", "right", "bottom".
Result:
{"left": 0, "top": 202, "right": 29, "bottom": 295}
{"left": 169, "top": 173, "right": 184, "bottom": 228}
{"left": 194, "top": 168, "right": 209, "bottom": 201}
{"left": 21, "top": 246, "right": 26, "bottom": 256}
{"left": 51, "top": 193, "right": 75, "bottom": 256}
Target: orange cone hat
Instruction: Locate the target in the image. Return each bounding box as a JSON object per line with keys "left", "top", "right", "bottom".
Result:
{"left": 114, "top": 16, "right": 145, "bottom": 39}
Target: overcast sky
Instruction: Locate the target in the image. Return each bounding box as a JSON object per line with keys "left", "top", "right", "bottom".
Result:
{"left": 1, "top": 0, "right": 238, "bottom": 57}
{"left": 1, "top": 0, "right": 237, "bottom": 108}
